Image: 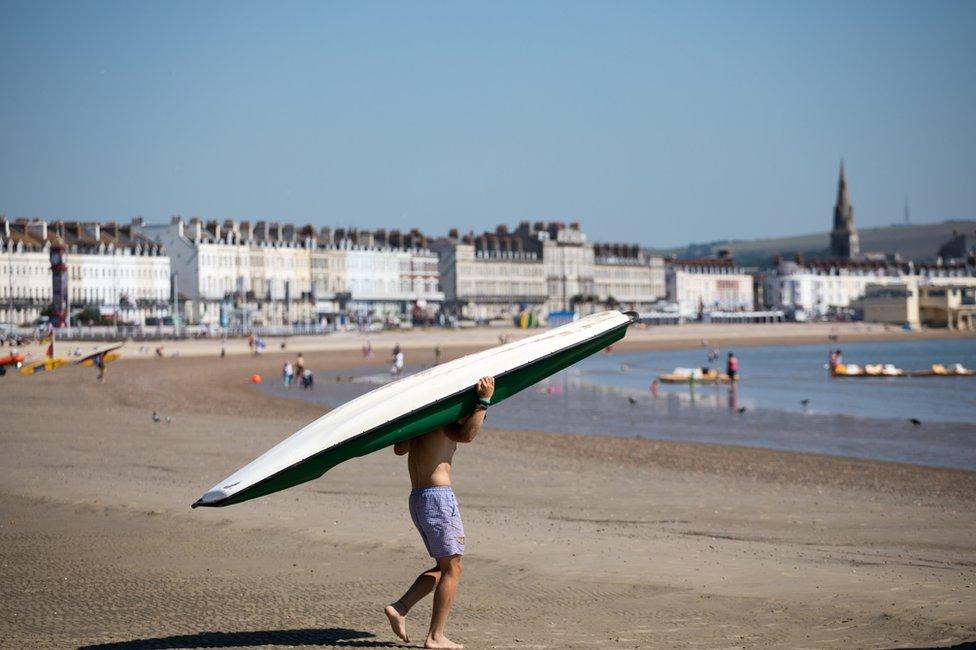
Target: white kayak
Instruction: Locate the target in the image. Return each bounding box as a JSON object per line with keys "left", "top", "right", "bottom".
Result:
{"left": 193, "top": 310, "right": 637, "bottom": 508}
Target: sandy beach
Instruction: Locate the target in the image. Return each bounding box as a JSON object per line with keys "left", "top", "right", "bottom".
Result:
{"left": 1, "top": 334, "right": 975, "bottom": 649}
{"left": 13, "top": 320, "right": 976, "bottom": 362}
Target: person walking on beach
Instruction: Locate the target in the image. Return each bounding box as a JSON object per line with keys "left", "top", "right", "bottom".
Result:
{"left": 93, "top": 353, "right": 106, "bottom": 383}
{"left": 295, "top": 352, "right": 305, "bottom": 379}
{"left": 385, "top": 376, "right": 495, "bottom": 650}
{"left": 726, "top": 352, "right": 739, "bottom": 382}
{"left": 282, "top": 361, "right": 294, "bottom": 387}
{"left": 392, "top": 349, "right": 405, "bottom": 376}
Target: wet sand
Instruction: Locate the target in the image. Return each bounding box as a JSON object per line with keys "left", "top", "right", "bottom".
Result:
{"left": 1, "top": 346, "right": 974, "bottom": 649}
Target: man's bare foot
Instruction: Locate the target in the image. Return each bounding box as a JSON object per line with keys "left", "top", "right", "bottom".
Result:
{"left": 425, "top": 633, "right": 464, "bottom": 649}
{"left": 384, "top": 603, "right": 409, "bottom": 643}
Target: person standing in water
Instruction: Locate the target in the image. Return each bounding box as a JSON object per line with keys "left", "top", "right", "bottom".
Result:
{"left": 726, "top": 351, "right": 739, "bottom": 382}
{"left": 385, "top": 376, "right": 495, "bottom": 650}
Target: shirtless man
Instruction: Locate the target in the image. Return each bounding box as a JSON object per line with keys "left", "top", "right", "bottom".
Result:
{"left": 384, "top": 376, "right": 495, "bottom": 650}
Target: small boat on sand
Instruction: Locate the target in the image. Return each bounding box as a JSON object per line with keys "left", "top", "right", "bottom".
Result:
{"left": 909, "top": 363, "right": 976, "bottom": 378}
{"left": 659, "top": 367, "right": 734, "bottom": 384}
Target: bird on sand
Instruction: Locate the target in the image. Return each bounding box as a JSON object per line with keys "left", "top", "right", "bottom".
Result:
{"left": 152, "top": 411, "right": 161, "bottom": 423}
{"left": 800, "top": 399, "right": 810, "bottom": 408}
{"left": 627, "top": 396, "right": 638, "bottom": 405}
{"left": 909, "top": 418, "right": 921, "bottom": 426}
{"left": 737, "top": 406, "right": 747, "bottom": 414}
{"left": 165, "top": 416, "right": 173, "bottom": 424}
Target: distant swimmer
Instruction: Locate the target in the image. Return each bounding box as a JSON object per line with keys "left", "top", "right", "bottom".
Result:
{"left": 385, "top": 376, "right": 495, "bottom": 650}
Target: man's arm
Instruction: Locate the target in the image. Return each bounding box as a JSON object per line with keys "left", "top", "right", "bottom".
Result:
{"left": 444, "top": 376, "right": 495, "bottom": 444}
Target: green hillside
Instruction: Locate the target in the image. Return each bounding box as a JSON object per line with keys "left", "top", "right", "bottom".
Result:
{"left": 651, "top": 220, "right": 976, "bottom": 267}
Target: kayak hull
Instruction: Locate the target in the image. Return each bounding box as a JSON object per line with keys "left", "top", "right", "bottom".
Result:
{"left": 194, "top": 311, "right": 636, "bottom": 508}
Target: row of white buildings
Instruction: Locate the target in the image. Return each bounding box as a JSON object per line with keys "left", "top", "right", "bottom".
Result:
{"left": 765, "top": 257, "right": 976, "bottom": 322}
{"left": 433, "top": 221, "right": 667, "bottom": 319}
{"left": 3, "top": 214, "right": 973, "bottom": 329}
{"left": 1, "top": 218, "right": 170, "bottom": 326}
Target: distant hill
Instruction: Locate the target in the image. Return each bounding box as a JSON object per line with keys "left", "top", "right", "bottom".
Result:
{"left": 650, "top": 220, "right": 976, "bottom": 267}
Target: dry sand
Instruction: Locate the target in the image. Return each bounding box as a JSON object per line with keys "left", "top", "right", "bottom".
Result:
{"left": 1, "top": 342, "right": 974, "bottom": 649}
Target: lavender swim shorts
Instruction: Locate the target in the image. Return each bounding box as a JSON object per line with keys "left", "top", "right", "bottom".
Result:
{"left": 409, "top": 486, "right": 465, "bottom": 559}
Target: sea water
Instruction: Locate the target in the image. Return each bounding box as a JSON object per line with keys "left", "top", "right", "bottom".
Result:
{"left": 264, "top": 338, "right": 976, "bottom": 471}
{"left": 577, "top": 338, "right": 976, "bottom": 423}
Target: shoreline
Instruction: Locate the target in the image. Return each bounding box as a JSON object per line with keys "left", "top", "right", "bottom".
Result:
{"left": 10, "top": 320, "right": 975, "bottom": 361}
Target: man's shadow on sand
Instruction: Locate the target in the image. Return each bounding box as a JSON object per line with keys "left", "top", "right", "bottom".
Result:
{"left": 77, "top": 627, "right": 404, "bottom": 649}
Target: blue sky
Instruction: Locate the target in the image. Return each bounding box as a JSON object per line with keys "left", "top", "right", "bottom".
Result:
{"left": 1, "top": 1, "right": 973, "bottom": 247}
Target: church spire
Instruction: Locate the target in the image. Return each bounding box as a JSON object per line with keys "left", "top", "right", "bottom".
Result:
{"left": 830, "top": 160, "right": 859, "bottom": 259}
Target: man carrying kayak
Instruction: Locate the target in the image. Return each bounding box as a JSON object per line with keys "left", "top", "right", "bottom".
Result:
{"left": 384, "top": 376, "right": 495, "bottom": 650}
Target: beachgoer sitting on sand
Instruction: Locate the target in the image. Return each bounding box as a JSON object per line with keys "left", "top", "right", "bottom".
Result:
{"left": 385, "top": 376, "right": 495, "bottom": 650}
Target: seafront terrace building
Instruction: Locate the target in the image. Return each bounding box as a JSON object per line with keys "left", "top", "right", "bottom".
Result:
{"left": 334, "top": 227, "right": 443, "bottom": 320}
{"left": 767, "top": 258, "right": 976, "bottom": 320}
{"left": 861, "top": 276, "right": 976, "bottom": 330}
{"left": 0, "top": 218, "right": 53, "bottom": 325}
{"left": 665, "top": 255, "right": 755, "bottom": 318}
{"left": 592, "top": 243, "right": 665, "bottom": 312}
{"left": 57, "top": 220, "right": 170, "bottom": 325}
{"left": 137, "top": 217, "right": 316, "bottom": 328}
{"left": 0, "top": 218, "right": 170, "bottom": 327}
{"left": 432, "top": 229, "right": 547, "bottom": 321}
{"left": 433, "top": 221, "right": 664, "bottom": 321}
